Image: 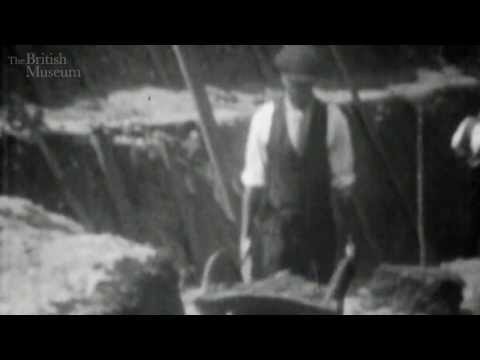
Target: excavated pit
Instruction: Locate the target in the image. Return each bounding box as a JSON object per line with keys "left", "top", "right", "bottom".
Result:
{"left": 2, "top": 68, "right": 480, "bottom": 315}
{"left": 0, "top": 86, "right": 262, "bottom": 282}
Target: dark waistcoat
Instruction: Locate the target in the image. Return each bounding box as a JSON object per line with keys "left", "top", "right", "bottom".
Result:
{"left": 255, "top": 98, "right": 337, "bottom": 281}
{"left": 266, "top": 98, "right": 332, "bottom": 224}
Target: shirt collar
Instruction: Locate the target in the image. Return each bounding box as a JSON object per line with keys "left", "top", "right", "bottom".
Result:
{"left": 284, "top": 95, "right": 314, "bottom": 119}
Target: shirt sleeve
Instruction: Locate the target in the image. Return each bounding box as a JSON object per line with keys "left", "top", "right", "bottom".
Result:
{"left": 328, "top": 105, "right": 356, "bottom": 191}
{"left": 470, "top": 121, "right": 480, "bottom": 157}
{"left": 451, "top": 118, "right": 471, "bottom": 157}
{"left": 241, "top": 102, "right": 274, "bottom": 188}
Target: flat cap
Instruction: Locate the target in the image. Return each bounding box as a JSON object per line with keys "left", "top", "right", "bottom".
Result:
{"left": 274, "top": 45, "right": 327, "bottom": 78}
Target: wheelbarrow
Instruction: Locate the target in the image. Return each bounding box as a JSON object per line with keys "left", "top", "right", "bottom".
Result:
{"left": 192, "top": 242, "right": 356, "bottom": 315}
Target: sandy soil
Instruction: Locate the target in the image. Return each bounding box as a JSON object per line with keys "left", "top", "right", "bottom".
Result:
{"left": 0, "top": 196, "right": 159, "bottom": 315}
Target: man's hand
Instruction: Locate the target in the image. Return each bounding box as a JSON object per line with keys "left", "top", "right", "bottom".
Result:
{"left": 240, "top": 236, "right": 252, "bottom": 262}
{"left": 452, "top": 116, "right": 480, "bottom": 160}
{"left": 239, "top": 187, "right": 263, "bottom": 285}
{"left": 240, "top": 236, "right": 253, "bottom": 283}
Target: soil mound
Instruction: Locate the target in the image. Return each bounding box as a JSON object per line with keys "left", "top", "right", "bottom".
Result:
{"left": 0, "top": 196, "right": 184, "bottom": 315}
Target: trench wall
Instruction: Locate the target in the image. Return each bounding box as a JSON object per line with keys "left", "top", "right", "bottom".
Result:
{"left": 2, "top": 85, "right": 480, "bottom": 280}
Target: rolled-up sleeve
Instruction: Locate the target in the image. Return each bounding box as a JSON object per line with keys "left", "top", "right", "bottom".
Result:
{"left": 241, "top": 102, "right": 274, "bottom": 188}
{"left": 471, "top": 122, "right": 480, "bottom": 157}
{"left": 451, "top": 118, "right": 471, "bottom": 157}
{"left": 451, "top": 117, "right": 480, "bottom": 168}
{"left": 328, "top": 105, "right": 356, "bottom": 191}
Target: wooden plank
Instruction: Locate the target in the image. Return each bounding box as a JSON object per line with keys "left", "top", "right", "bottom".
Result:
{"left": 352, "top": 195, "right": 384, "bottom": 263}
{"left": 7, "top": 70, "right": 94, "bottom": 230}
{"left": 157, "top": 139, "right": 204, "bottom": 270}
{"left": 156, "top": 136, "right": 236, "bottom": 271}
{"left": 89, "top": 127, "right": 138, "bottom": 238}
{"left": 172, "top": 45, "right": 237, "bottom": 229}
{"left": 416, "top": 104, "right": 427, "bottom": 266}
{"left": 33, "top": 133, "right": 93, "bottom": 230}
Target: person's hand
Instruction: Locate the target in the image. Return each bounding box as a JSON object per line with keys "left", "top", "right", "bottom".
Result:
{"left": 240, "top": 236, "right": 252, "bottom": 263}
{"left": 240, "top": 236, "right": 253, "bottom": 284}
{"left": 452, "top": 116, "right": 478, "bottom": 160}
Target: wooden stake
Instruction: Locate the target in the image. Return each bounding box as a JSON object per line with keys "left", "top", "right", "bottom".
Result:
{"left": 172, "top": 45, "right": 237, "bottom": 226}
{"left": 7, "top": 58, "right": 93, "bottom": 231}
{"left": 416, "top": 104, "right": 427, "bottom": 266}
{"left": 89, "top": 128, "right": 138, "bottom": 238}
{"left": 156, "top": 139, "right": 205, "bottom": 270}
{"left": 35, "top": 136, "right": 93, "bottom": 229}
{"left": 352, "top": 194, "right": 385, "bottom": 263}
{"left": 329, "top": 45, "right": 419, "bottom": 244}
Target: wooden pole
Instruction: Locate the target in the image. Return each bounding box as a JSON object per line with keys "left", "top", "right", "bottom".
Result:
{"left": 156, "top": 138, "right": 205, "bottom": 270}
{"left": 7, "top": 56, "right": 94, "bottom": 231}
{"left": 172, "top": 45, "right": 237, "bottom": 225}
{"left": 352, "top": 195, "right": 384, "bottom": 263}
{"left": 31, "top": 122, "right": 94, "bottom": 231}
{"left": 89, "top": 127, "right": 138, "bottom": 238}
{"left": 416, "top": 104, "right": 427, "bottom": 266}
{"left": 329, "top": 45, "right": 419, "bottom": 244}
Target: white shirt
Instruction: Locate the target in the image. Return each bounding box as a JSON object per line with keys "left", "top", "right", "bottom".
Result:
{"left": 451, "top": 115, "right": 480, "bottom": 168}
{"left": 241, "top": 97, "right": 356, "bottom": 190}
{"left": 284, "top": 96, "right": 314, "bottom": 155}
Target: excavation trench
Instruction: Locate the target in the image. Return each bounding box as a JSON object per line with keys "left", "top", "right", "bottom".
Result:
{"left": 2, "top": 71, "right": 480, "bottom": 314}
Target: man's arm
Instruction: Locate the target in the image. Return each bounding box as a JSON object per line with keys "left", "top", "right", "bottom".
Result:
{"left": 329, "top": 105, "right": 357, "bottom": 240}
{"left": 239, "top": 102, "right": 273, "bottom": 282}
{"left": 451, "top": 117, "right": 475, "bottom": 159}
{"left": 451, "top": 116, "right": 480, "bottom": 169}
{"left": 239, "top": 186, "right": 263, "bottom": 262}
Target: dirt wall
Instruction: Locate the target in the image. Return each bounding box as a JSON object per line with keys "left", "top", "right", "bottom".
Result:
{"left": 2, "top": 45, "right": 480, "bottom": 281}
{"left": 3, "top": 84, "right": 480, "bottom": 280}
{"left": 0, "top": 123, "right": 238, "bottom": 281}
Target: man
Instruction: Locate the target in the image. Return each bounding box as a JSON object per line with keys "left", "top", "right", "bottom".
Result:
{"left": 239, "top": 45, "right": 356, "bottom": 283}
{"left": 451, "top": 112, "right": 480, "bottom": 256}
{"left": 452, "top": 113, "right": 480, "bottom": 168}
